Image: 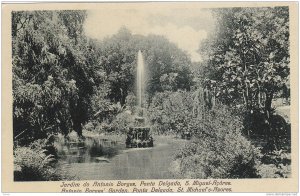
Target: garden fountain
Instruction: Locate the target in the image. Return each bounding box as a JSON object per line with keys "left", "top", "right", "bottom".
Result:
{"left": 126, "top": 50, "right": 153, "bottom": 148}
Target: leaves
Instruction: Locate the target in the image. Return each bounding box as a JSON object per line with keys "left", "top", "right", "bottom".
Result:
{"left": 12, "top": 10, "right": 91, "bottom": 141}
{"left": 200, "top": 7, "right": 290, "bottom": 111}
{"left": 172, "top": 102, "right": 259, "bottom": 179}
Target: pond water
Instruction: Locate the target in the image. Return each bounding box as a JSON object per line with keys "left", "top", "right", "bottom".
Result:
{"left": 55, "top": 135, "right": 187, "bottom": 180}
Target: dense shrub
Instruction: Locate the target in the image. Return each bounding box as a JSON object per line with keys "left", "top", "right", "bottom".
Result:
{"left": 172, "top": 104, "right": 260, "bottom": 179}
{"left": 14, "top": 147, "right": 57, "bottom": 181}
{"left": 257, "top": 149, "right": 291, "bottom": 178}
{"left": 148, "top": 90, "right": 260, "bottom": 178}
{"left": 242, "top": 108, "right": 290, "bottom": 152}
{"left": 148, "top": 90, "right": 194, "bottom": 135}
{"left": 110, "top": 111, "right": 135, "bottom": 133}
{"left": 257, "top": 163, "right": 291, "bottom": 178}
{"left": 90, "top": 87, "right": 123, "bottom": 124}
{"left": 14, "top": 138, "right": 66, "bottom": 181}
{"left": 85, "top": 109, "right": 135, "bottom": 134}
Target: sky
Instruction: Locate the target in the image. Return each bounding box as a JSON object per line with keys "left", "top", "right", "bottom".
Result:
{"left": 83, "top": 8, "right": 215, "bottom": 62}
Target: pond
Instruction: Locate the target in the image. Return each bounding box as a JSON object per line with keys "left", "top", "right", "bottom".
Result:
{"left": 54, "top": 135, "right": 187, "bottom": 180}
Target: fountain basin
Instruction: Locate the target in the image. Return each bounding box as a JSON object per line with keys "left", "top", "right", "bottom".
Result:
{"left": 126, "top": 127, "right": 153, "bottom": 148}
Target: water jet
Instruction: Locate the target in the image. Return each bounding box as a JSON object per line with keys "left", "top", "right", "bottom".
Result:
{"left": 126, "top": 50, "right": 153, "bottom": 148}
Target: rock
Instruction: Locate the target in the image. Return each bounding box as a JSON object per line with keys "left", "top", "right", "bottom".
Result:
{"left": 95, "top": 157, "right": 110, "bottom": 163}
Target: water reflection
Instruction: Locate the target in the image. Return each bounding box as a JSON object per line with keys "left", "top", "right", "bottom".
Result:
{"left": 55, "top": 136, "right": 186, "bottom": 180}
{"left": 55, "top": 137, "right": 124, "bottom": 164}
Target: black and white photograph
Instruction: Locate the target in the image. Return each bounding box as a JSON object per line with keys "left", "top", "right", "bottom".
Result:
{"left": 6, "top": 2, "right": 296, "bottom": 190}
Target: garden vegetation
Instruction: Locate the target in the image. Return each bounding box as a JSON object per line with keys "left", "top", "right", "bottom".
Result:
{"left": 13, "top": 7, "right": 290, "bottom": 180}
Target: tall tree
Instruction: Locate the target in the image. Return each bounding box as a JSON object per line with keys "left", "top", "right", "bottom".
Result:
{"left": 199, "top": 7, "right": 290, "bottom": 114}
{"left": 95, "top": 28, "right": 194, "bottom": 106}
{"left": 12, "top": 10, "right": 92, "bottom": 142}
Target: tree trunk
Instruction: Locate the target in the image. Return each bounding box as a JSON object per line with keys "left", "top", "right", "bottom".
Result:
{"left": 265, "top": 92, "right": 274, "bottom": 114}
{"left": 73, "top": 120, "right": 83, "bottom": 137}
{"left": 264, "top": 91, "right": 278, "bottom": 150}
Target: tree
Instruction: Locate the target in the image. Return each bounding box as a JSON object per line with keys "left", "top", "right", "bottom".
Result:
{"left": 144, "top": 34, "right": 193, "bottom": 100}
{"left": 94, "top": 28, "right": 194, "bottom": 106}
{"left": 12, "top": 10, "right": 93, "bottom": 142}
{"left": 200, "top": 7, "right": 290, "bottom": 114}
{"left": 197, "top": 7, "right": 290, "bottom": 147}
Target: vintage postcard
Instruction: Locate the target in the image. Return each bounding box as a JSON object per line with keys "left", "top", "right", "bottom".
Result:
{"left": 2, "top": 1, "right": 298, "bottom": 193}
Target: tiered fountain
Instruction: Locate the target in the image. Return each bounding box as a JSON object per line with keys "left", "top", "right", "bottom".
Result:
{"left": 125, "top": 50, "right": 153, "bottom": 148}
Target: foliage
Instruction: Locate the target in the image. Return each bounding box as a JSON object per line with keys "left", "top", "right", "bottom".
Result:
{"left": 196, "top": 7, "right": 291, "bottom": 150}
{"left": 147, "top": 88, "right": 274, "bottom": 179}
{"left": 14, "top": 138, "right": 69, "bottom": 181}
{"left": 199, "top": 7, "right": 290, "bottom": 113}
{"left": 257, "top": 150, "right": 291, "bottom": 178}
{"left": 85, "top": 109, "right": 134, "bottom": 134}
{"left": 12, "top": 9, "right": 194, "bottom": 143}
{"left": 12, "top": 10, "right": 99, "bottom": 141}
{"left": 91, "top": 86, "right": 122, "bottom": 124}
{"left": 148, "top": 88, "right": 217, "bottom": 135}
{"left": 172, "top": 104, "right": 259, "bottom": 179}
{"left": 11, "top": 8, "right": 292, "bottom": 181}
{"left": 94, "top": 28, "right": 194, "bottom": 105}
{"left": 110, "top": 111, "right": 135, "bottom": 133}
{"left": 243, "top": 109, "right": 290, "bottom": 138}
{"left": 148, "top": 90, "right": 194, "bottom": 134}
{"left": 257, "top": 163, "right": 291, "bottom": 178}
{"left": 143, "top": 35, "right": 193, "bottom": 98}
{"left": 124, "top": 93, "right": 137, "bottom": 111}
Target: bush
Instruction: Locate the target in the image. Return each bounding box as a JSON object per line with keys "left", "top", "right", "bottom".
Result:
{"left": 14, "top": 146, "right": 58, "bottom": 181}
{"left": 256, "top": 148, "right": 291, "bottom": 178}
{"left": 172, "top": 104, "right": 260, "bottom": 179}
{"left": 148, "top": 90, "right": 194, "bottom": 135}
{"left": 110, "top": 110, "right": 135, "bottom": 133}
{"left": 83, "top": 121, "right": 95, "bottom": 132}
{"left": 14, "top": 138, "right": 70, "bottom": 181}
{"left": 242, "top": 108, "right": 290, "bottom": 152}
